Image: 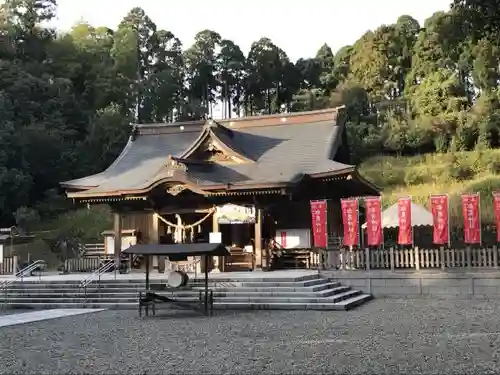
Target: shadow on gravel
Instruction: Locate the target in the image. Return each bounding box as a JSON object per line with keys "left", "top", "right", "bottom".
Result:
{"left": 138, "top": 309, "right": 252, "bottom": 320}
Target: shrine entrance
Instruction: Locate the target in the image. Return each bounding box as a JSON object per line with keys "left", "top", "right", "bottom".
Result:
{"left": 215, "top": 204, "right": 261, "bottom": 272}
{"left": 218, "top": 222, "right": 255, "bottom": 271}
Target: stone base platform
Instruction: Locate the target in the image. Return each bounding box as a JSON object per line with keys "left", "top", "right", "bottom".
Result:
{"left": 322, "top": 269, "right": 500, "bottom": 297}
{"left": 0, "top": 271, "right": 372, "bottom": 311}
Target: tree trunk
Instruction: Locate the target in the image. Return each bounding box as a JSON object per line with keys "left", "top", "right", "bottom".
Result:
{"left": 227, "top": 82, "right": 232, "bottom": 119}
{"left": 267, "top": 89, "right": 271, "bottom": 114}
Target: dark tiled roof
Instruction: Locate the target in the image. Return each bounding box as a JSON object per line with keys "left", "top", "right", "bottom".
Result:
{"left": 62, "top": 107, "right": 357, "bottom": 196}
{"left": 63, "top": 129, "right": 202, "bottom": 190}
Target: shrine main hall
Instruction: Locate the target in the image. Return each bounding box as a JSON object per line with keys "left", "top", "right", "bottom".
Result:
{"left": 61, "top": 107, "right": 379, "bottom": 272}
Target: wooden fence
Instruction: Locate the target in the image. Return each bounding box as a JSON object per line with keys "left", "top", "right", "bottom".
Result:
{"left": 321, "top": 247, "right": 500, "bottom": 271}
{"left": 0, "top": 256, "right": 18, "bottom": 275}
{"left": 65, "top": 256, "right": 112, "bottom": 272}
{"left": 83, "top": 243, "right": 105, "bottom": 257}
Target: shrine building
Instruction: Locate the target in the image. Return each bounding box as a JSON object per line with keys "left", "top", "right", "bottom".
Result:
{"left": 60, "top": 107, "right": 379, "bottom": 272}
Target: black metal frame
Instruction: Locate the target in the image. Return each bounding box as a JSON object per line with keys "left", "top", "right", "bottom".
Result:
{"left": 138, "top": 253, "right": 215, "bottom": 317}
{"left": 138, "top": 288, "right": 214, "bottom": 317}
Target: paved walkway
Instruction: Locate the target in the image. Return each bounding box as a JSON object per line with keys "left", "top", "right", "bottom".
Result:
{"left": 0, "top": 269, "right": 318, "bottom": 282}
{"left": 0, "top": 309, "right": 105, "bottom": 328}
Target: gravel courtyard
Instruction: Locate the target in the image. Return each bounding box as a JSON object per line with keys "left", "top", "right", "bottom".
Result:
{"left": 1, "top": 298, "right": 500, "bottom": 375}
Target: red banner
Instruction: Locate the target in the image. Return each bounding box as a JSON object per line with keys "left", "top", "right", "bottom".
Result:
{"left": 280, "top": 231, "right": 287, "bottom": 248}
{"left": 365, "top": 197, "right": 383, "bottom": 246}
{"left": 341, "top": 198, "right": 359, "bottom": 247}
{"left": 310, "top": 200, "right": 328, "bottom": 248}
{"left": 494, "top": 192, "right": 500, "bottom": 242}
{"left": 461, "top": 194, "right": 481, "bottom": 244}
{"left": 397, "top": 197, "right": 413, "bottom": 245}
{"left": 430, "top": 195, "right": 449, "bottom": 245}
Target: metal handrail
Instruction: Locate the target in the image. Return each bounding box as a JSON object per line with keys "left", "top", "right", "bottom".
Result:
{"left": 0, "top": 260, "right": 46, "bottom": 290}
{"left": 79, "top": 260, "right": 116, "bottom": 289}
{"left": 1, "top": 260, "right": 46, "bottom": 308}
{"left": 79, "top": 260, "right": 116, "bottom": 299}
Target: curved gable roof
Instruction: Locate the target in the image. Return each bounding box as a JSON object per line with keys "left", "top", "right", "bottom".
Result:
{"left": 179, "top": 120, "right": 254, "bottom": 163}
{"left": 62, "top": 107, "right": 360, "bottom": 197}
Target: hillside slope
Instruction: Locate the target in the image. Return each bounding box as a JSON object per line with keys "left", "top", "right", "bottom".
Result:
{"left": 359, "top": 150, "right": 500, "bottom": 225}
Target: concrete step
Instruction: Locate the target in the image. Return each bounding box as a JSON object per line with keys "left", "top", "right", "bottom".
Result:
{"left": 213, "top": 294, "right": 372, "bottom": 311}
{"left": 4, "top": 282, "right": 227, "bottom": 290}
{"left": 3, "top": 302, "right": 138, "bottom": 310}
{"left": 5, "top": 283, "right": 145, "bottom": 290}
{"left": 6, "top": 281, "right": 338, "bottom": 292}
{"left": 240, "top": 278, "right": 328, "bottom": 288}
{"left": 1, "top": 297, "right": 139, "bottom": 303}
{"left": 333, "top": 294, "right": 373, "bottom": 310}
{"left": 4, "top": 279, "right": 146, "bottom": 285}
{"left": 214, "top": 281, "right": 340, "bottom": 293}
{"left": 2, "top": 288, "right": 141, "bottom": 294}
{"left": 168, "top": 286, "right": 351, "bottom": 298}
{"left": 212, "top": 290, "right": 362, "bottom": 304}
{"left": 2, "top": 295, "right": 372, "bottom": 311}
{"left": 3, "top": 286, "right": 350, "bottom": 300}
{"left": 215, "top": 275, "right": 321, "bottom": 283}
{"left": 3, "top": 292, "right": 140, "bottom": 298}
{"left": 4, "top": 273, "right": 320, "bottom": 287}
{"left": 2, "top": 276, "right": 323, "bottom": 289}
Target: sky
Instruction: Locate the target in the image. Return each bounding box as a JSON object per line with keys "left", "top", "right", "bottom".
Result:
{"left": 50, "top": 0, "right": 453, "bottom": 61}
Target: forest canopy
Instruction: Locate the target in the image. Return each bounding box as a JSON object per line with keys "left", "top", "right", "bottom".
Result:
{"left": 1, "top": 0, "right": 499, "bottom": 227}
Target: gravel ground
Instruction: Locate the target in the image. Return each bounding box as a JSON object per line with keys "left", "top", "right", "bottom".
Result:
{"left": 1, "top": 298, "right": 500, "bottom": 374}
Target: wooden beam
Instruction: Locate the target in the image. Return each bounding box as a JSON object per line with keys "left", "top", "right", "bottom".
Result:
{"left": 254, "top": 208, "right": 263, "bottom": 269}
{"left": 212, "top": 212, "right": 221, "bottom": 272}
{"left": 159, "top": 207, "right": 213, "bottom": 215}
{"left": 113, "top": 212, "right": 122, "bottom": 270}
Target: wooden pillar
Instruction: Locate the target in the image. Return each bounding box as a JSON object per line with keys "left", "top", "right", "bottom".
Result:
{"left": 254, "top": 208, "right": 262, "bottom": 270}
{"left": 151, "top": 213, "right": 164, "bottom": 273}
{"left": 113, "top": 212, "right": 122, "bottom": 269}
{"left": 145, "top": 255, "right": 150, "bottom": 289}
{"left": 211, "top": 212, "right": 220, "bottom": 273}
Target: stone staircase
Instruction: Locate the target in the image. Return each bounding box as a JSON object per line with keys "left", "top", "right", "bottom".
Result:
{"left": 0, "top": 274, "right": 372, "bottom": 311}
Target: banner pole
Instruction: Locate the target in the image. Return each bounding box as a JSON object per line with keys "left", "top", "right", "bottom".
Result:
{"left": 429, "top": 194, "right": 432, "bottom": 246}
{"left": 447, "top": 194, "right": 451, "bottom": 248}
{"left": 358, "top": 197, "right": 362, "bottom": 250}
{"left": 494, "top": 192, "right": 500, "bottom": 244}
{"left": 411, "top": 196, "right": 415, "bottom": 249}
{"left": 478, "top": 192, "right": 482, "bottom": 246}
{"left": 380, "top": 196, "right": 384, "bottom": 250}
{"left": 462, "top": 194, "right": 469, "bottom": 246}
{"left": 325, "top": 199, "right": 329, "bottom": 252}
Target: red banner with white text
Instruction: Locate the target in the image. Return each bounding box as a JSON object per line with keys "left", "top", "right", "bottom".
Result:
{"left": 430, "top": 195, "right": 449, "bottom": 245}
{"left": 494, "top": 192, "right": 500, "bottom": 242}
{"left": 397, "top": 197, "right": 413, "bottom": 245}
{"left": 461, "top": 194, "right": 481, "bottom": 244}
{"left": 364, "top": 197, "right": 383, "bottom": 247}
{"left": 310, "top": 200, "right": 328, "bottom": 248}
{"left": 341, "top": 198, "right": 359, "bottom": 247}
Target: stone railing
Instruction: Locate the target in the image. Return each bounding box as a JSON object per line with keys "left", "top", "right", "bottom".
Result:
{"left": 321, "top": 246, "right": 500, "bottom": 271}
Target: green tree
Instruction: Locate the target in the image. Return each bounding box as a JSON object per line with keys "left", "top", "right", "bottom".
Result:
{"left": 452, "top": 0, "right": 500, "bottom": 41}
{"left": 184, "top": 29, "right": 221, "bottom": 118}
{"left": 216, "top": 39, "right": 246, "bottom": 118}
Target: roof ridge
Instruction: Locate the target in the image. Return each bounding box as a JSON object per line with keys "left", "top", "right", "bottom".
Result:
{"left": 222, "top": 106, "right": 342, "bottom": 123}
{"left": 131, "top": 107, "right": 344, "bottom": 131}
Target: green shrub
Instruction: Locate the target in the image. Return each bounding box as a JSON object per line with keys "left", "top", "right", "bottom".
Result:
{"left": 404, "top": 168, "right": 427, "bottom": 186}
{"left": 449, "top": 163, "right": 475, "bottom": 181}
{"left": 489, "top": 160, "right": 500, "bottom": 174}
{"left": 482, "top": 152, "right": 500, "bottom": 174}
